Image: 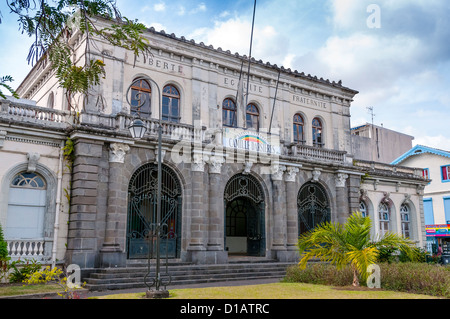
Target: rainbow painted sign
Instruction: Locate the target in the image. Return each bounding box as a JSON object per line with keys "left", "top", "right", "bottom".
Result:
{"left": 426, "top": 224, "right": 450, "bottom": 237}
{"left": 223, "top": 129, "right": 281, "bottom": 155}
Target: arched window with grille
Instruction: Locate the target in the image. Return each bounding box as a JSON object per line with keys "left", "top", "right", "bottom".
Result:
{"left": 400, "top": 204, "right": 410, "bottom": 238}
{"left": 312, "top": 117, "right": 323, "bottom": 147}
{"left": 162, "top": 84, "right": 180, "bottom": 123}
{"left": 293, "top": 114, "right": 305, "bottom": 144}
{"left": 6, "top": 172, "right": 47, "bottom": 239}
{"left": 222, "top": 98, "right": 237, "bottom": 127}
{"left": 246, "top": 103, "right": 259, "bottom": 130}
{"left": 298, "top": 182, "right": 330, "bottom": 235}
{"left": 378, "top": 203, "right": 390, "bottom": 237}
{"left": 130, "top": 79, "right": 151, "bottom": 117}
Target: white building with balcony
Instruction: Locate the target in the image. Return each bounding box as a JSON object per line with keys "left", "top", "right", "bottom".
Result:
{"left": 0, "top": 16, "right": 428, "bottom": 273}
{"left": 392, "top": 145, "right": 450, "bottom": 254}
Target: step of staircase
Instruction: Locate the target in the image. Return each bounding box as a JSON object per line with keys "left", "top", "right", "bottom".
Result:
{"left": 84, "top": 258, "right": 295, "bottom": 291}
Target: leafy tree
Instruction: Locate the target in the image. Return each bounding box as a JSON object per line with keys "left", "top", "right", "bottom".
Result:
{"left": 0, "top": 0, "right": 151, "bottom": 110}
{"left": 0, "top": 75, "right": 20, "bottom": 99}
{"left": 297, "top": 211, "right": 420, "bottom": 286}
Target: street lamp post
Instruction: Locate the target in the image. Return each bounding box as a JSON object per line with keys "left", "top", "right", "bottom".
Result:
{"left": 128, "top": 77, "right": 169, "bottom": 298}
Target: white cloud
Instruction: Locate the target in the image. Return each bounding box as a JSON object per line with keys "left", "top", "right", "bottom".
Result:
{"left": 296, "top": 32, "right": 421, "bottom": 90}
{"left": 330, "top": 0, "right": 365, "bottom": 30}
{"left": 189, "top": 3, "right": 207, "bottom": 14}
{"left": 414, "top": 135, "right": 450, "bottom": 150}
{"left": 219, "top": 11, "right": 230, "bottom": 19}
{"left": 154, "top": 3, "right": 166, "bottom": 12}
{"left": 177, "top": 6, "right": 185, "bottom": 16}
{"left": 147, "top": 22, "right": 167, "bottom": 32}
{"left": 189, "top": 17, "right": 289, "bottom": 65}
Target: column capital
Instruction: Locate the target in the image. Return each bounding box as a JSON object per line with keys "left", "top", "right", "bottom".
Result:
{"left": 192, "top": 153, "right": 206, "bottom": 172}
{"left": 208, "top": 156, "right": 224, "bottom": 174}
{"left": 335, "top": 172, "right": 349, "bottom": 188}
{"left": 285, "top": 166, "right": 299, "bottom": 182}
{"left": 109, "top": 143, "right": 130, "bottom": 163}
{"left": 271, "top": 164, "right": 286, "bottom": 181}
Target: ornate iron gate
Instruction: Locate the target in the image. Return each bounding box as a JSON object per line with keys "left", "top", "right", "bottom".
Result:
{"left": 297, "top": 182, "right": 330, "bottom": 235}
{"left": 224, "top": 174, "right": 265, "bottom": 256}
{"left": 127, "top": 163, "right": 182, "bottom": 259}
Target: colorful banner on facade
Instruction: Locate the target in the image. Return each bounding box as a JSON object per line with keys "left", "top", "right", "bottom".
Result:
{"left": 223, "top": 128, "right": 281, "bottom": 155}
{"left": 426, "top": 224, "right": 450, "bottom": 237}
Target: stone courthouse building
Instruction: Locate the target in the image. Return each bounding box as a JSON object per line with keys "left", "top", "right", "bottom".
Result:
{"left": 0, "top": 17, "right": 429, "bottom": 272}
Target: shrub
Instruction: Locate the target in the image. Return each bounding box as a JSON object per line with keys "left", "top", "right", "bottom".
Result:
{"left": 0, "top": 225, "right": 8, "bottom": 261}
{"left": 285, "top": 262, "right": 450, "bottom": 298}
{"left": 24, "top": 266, "right": 86, "bottom": 299}
{"left": 284, "top": 263, "right": 353, "bottom": 287}
{"left": 376, "top": 246, "right": 428, "bottom": 263}
{"left": 0, "top": 225, "right": 9, "bottom": 282}
{"left": 379, "top": 262, "right": 450, "bottom": 298}
{"left": 9, "top": 259, "right": 42, "bottom": 283}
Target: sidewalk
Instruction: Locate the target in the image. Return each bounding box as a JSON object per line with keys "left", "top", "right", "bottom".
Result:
{"left": 1, "top": 277, "right": 282, "bottom": 299}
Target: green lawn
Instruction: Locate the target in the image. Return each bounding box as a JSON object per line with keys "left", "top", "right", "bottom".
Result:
{"left": 0, "top": 283, "right": 63, "bottom": 297}
{"left": 92, "top": 282, "right": 441, "bottom": 299}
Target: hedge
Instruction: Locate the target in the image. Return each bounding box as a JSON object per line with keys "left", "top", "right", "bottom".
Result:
{"left": 284, "top": 262, "right": 450, "bottom": 298}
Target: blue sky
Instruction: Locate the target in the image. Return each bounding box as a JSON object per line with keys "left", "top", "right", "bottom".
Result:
{"left": 1, "top": 0, "right": 450, "bottom": 150}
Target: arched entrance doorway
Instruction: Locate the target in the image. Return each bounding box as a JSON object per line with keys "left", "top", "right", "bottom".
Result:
{"left": 224, "top": 174, "right": 265, "bottom": 256}
{"left": 297, "top": 182, "right": 330, "bottom": 235}
{"left": 126, "top": 163, "right": 182, "bottom": 259}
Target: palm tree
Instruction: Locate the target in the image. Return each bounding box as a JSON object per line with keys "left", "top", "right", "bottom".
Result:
{"left": 297, "top": 211, "right": 420, "bottom": 286}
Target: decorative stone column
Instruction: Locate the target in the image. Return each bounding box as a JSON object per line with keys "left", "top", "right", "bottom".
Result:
{"left": 285, "top": 166, "right": 300, "bottom": 261}
{"left": 335, "top": 172, "right": 349, "bottom": 225}
{"left": 187, "top": 153, "right": 208, "bottom": 263}
{"left": 67, "top": 138, "right": 104, "bottom": 269}
{"left": 99, "top": 142, "right": 130, "bottom": 268}
{"left": 271, "top": 164, "right": 287, "bottom": 259}
{"left": 203, "top": 156, "right": 228, "bottom": 264}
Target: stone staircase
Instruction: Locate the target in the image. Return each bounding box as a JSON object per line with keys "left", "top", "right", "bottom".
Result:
{"left": 84, "top": 257, "right": 295, "bottom": 291}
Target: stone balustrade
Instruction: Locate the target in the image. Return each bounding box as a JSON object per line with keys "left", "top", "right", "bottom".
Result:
{"left": 1, "top": 99, "right": 354, "bottom": 164}
{"left": 289, "top": 143, "right": 347, "bottom": 163}
{"left": 7, "top": 239, "right": 45, "bottom": 260}
{"left": 1, "top": 100, "right": 69, "bottom": 126}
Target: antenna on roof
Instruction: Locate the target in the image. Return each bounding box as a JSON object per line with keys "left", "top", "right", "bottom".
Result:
{"left": 367, "top": 106, "right": 375, "bottom": 126}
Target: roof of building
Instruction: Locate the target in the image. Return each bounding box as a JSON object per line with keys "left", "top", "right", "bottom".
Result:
{"left": 391, "top": 144, "right": 450, "bottom": 165}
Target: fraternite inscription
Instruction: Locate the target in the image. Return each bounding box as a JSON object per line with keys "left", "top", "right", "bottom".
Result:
{"left": 292, "top": 94, "right": 328, "bottom": 109}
